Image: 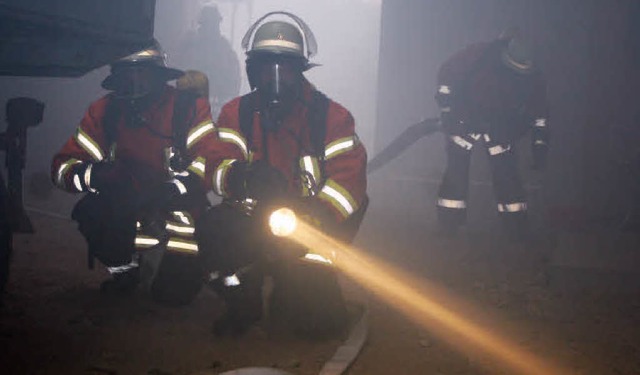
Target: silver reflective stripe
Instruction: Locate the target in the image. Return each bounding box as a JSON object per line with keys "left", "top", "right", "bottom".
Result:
{"left": 534, "top": 139, "right": 547, "bottom": 146}
{"left": 497, "top": 202, "right": 528, "bottom": 212}
{"left": 213, "top": 159, "right": 236, "bottom": 196}
{"left": 438, "top": 85, "right": 451, "bottom": 94}
{"left": 437, "top": 198, "right": 466, "bottom": 209}
{"left": 186, "top": 121, "right": 215, "bottom": 148}
{"left": 451, "top": 135, "right": 473, "bottom": 150}
{"left": 535, "top": 118, "right": 547, "bottom": 127}
{"left": 254, "top": 39, "right": 302, "bottom": 52}
{"left": 170, "top": 178, "right": 187, "bottom": 195}
{"left": 488, "top": 144, "right": 511, "bottom": 156}
{"left": 469, "top": 133, "right": 482, "bottom": 141}
{"left": 218, "top": 129, "right": 248, "bottom": 158}
{"left": 56, "top": 158, "right": 82, "bottom": 188}
{"left": 224, "top": 274, "right": 241, "bottom": 287}
{"left": 441, "top": 107, "right": 451, "bottom": 113}
{"left": 76, "top": 129, "right": 104, "bottom": 161}
{"left": 83, "top": 163, "right": 97, "bottom": 193}
{"left": 167, "top": 239, "right": 198, "bottom": 254}
{"left": 319, "top": 180, "right": 357, "bottom": 218}
{"left": 483, "top": 134, "right": 491, "bottom": 142}
{"left": 107, "top": 259, "right": 139, "bottom": 274}
{"left": 325, "top": 136, "right": 357, "bottom": 160}
{"left": 72, "top": 174, "right": 83, "bottom": 192}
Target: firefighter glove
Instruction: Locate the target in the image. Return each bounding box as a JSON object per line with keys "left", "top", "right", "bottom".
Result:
{"left": 245, "top": 160, "right": 288, "bottom": 201}
{"left": 73, "top": 161, "right": 126, "bottom": 193}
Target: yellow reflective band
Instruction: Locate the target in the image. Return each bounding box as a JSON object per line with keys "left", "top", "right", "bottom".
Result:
{"left": 56, "top": 158, "right": 82, "bottom": 188}
{"left": 253, "top": 39, "right": 302, "bottom": 52}
{"left": 171, "top": 211, "right": 193, "bottom": 225}
{"left": 165, "top": 221, "right": 195, "bottom": 236}
{"left": 166, "top": 238, "right": 199, "bottom": 254}
{"left": 72, "top": 174, "right": 83, "bottom": 192}
{"left": 214, "top": 159, "right": 236, "bottom": 196}
{"left": 187, "top": 121, "right": 215, "bottom": 148}
{"left": 325, "top": 136, "right": 357, "bottom": 160}
{"left": 75, "top": 128, "right": 104, "bottom": 161}
{"left": 187, "top": 157, "right": 206, "bottom": 178}
{"left": 299, "top": 155, "right": 321, "bottom": 196}
{"left": 218, "top": 128, "right": 248, "bottom": 158}
{"left": 135, "top": 235, "right": 160, "bottom": 248}
{"left": 319, "top": 179, "right": 357, "bottom": 218}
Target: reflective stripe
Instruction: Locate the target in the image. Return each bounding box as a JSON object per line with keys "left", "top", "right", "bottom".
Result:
{"left": 254, "top": 39, "right": 302, "bottom": 52}
{"left": 188, "top": 157, "right": 206, "bottom": 178}
{"left": 166, "top": 239, "right": 198, "bottom": 254}
{"left": 304, "top": 253, "right": 333, "bottom": 265}
{"left": 325, "top": 136, "right": 357, "bottom": 160}
{"left": 437, "top": 198, "right": 466, "bottom": 209}
{"left": 213, "top": 159, "right": 237, "bottom": 196}
{"left": 483, "top": 134, "right": 491, "bottom": 142}
{"left": 534, "top": 139, "right": 547, "bottom": 146}
{"left": 535, "top": 118, "right": 547, "bottom": 127}
{"left": 170, "top": 178, "right": 187, "bottom": 195}
{"left": 75, "top": 128, "right": 104, "bottom": 161}
{"left": 224, "top": 274, "right": 241, "bottom": 287}
{"left": 488, "top": 144, "right": 511, "bottom": 156}
{"left": 135, "top": 235, "right": 160, "bottom": 248}
{"left": 186, "top": 121, "right": 215, "bottom": 148}
{"left": 218, "top": 128, "right": 248, "bottom": 158}
{"left": 106, "top": 259, "right": 139, "bottom": 274}
{"left": 497, "top": 202, "right": 528, "bottom": 212}
{"left": 172, "top": 211, "right": 192, "bottom": 225}
{"left": 438, "top": 85, "right": 451, "bottom": 94}
{"left": 451, "top": 135, "right": 473, "bottom": 150}
{"left": 83, "top": 163, "right": 97, "bottom": 193}
{"left": 469, "top": 133, "right": 482, "bottom": 141}
{"left": 56, "top": 158, "right": 82, "bottom": 188}
{"left": 165, "top": 222, "right": 195, "bottom": 235}
{"left": 72, "top": 174, "right": 83, "bottom": 192}
{"left": 299, "top": 155, "right": 321, "bottom": 196}
{"left": 319, "top": 179, "right": 357, "bottom": 218}
{"left": 441, "top": 107, "right": 451, "bottom": 113}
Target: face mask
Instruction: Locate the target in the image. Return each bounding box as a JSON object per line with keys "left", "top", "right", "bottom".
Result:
{"left": 255, "top": 59, "right": 302, "bottom": 124}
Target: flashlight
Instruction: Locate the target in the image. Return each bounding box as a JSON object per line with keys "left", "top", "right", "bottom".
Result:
{"left": 268, "top": 207, "right": 298, "bottom": 237}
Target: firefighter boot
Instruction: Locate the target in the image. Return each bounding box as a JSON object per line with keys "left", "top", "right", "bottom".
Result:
{"left": 100, "top": 267, "right": 140, "bottom": 295}
{"left": 210, "top": 271, "right": 264, "bottom": 336}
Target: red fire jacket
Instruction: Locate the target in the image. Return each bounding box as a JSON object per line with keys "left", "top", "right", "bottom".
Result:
{"left": 211, "top": 81, "right": 367, "bottom": 223}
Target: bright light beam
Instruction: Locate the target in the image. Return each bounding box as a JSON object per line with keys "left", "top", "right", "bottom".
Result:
{"left": 285, "top": 219, "right": 570, "bottom": 375}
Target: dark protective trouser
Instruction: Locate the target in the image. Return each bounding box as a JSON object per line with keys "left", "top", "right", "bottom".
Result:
{"left": 437, "top": 133, "right": 528, "bottom": 236}
{"left": 197, "top": 197, "right": 368, "bottom": 337}
{"left": 72, "top": 193, "right": 203, "bottom": 305}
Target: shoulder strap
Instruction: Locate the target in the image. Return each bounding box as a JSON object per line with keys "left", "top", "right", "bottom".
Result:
{"left": 238, "top": 92, "right": 256, "bottom": 149}
{"left": 308, "top": 90, "right": 330, "bottom": 158}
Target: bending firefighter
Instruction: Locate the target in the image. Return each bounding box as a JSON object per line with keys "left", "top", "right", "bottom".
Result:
{"left": 435, "top": 30, "right": 549, "bottom": 240}
{"left": 198, "top": 13, "right": 368, "bottom": 337}
{"left": 51, "top": 41, "right": 217, "bottom": 305}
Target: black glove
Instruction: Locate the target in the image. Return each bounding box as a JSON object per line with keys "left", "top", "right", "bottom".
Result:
{"left": 532, "top": 144, "right": 548, "bottom": 171}
{"left": 227, "top": 160, "right": 288, "bottom": 201}
{"left": 137, "top": 173, "right": 202, "bottom": 212}
{"left": 72, "top": 161, "right": 127, "bottom": 193}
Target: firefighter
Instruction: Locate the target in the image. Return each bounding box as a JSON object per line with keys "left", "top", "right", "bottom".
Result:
{"left": 435, "top": 31, "right": 549, "bottom": 240}
{"left": 197, "top": 13, "right": 368, "bottom": 337}
{"left": 51, "top": 41, "right": 217, "bottom": 305}
{"left": 175, "top": 4, "right": 240, "bottom": 118}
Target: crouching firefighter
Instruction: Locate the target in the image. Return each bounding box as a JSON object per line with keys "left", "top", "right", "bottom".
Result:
{"left": 197, "top": 13, "right": 368, "bottom": 337}
{"left": 51, "top": 41, "right": 218, "bottom": 305}
{"left": 435, "top": 30, "right": 549, "bottom": 241}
